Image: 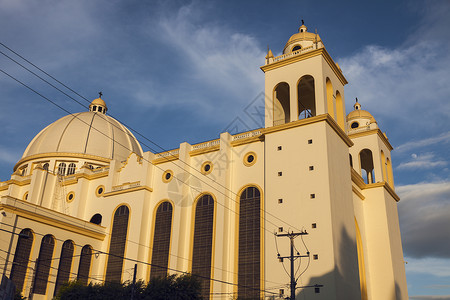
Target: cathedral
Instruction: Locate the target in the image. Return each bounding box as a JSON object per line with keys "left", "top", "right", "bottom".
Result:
{"left": 0, "top": 23, "right": 408, "bottom": 299}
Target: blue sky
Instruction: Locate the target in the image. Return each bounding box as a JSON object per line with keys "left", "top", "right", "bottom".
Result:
{"left": 0, "top": 0, "right": 449, "bottom": 298}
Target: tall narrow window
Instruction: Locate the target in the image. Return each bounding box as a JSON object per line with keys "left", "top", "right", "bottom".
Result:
{"left": 58, "top": 163, "right": 66, "bottom": 176}
{"left": 54, "top": 240, "right": 74, "bottom": 296}
{"left": 360, "top": 149, "right": 375, "bottom": 184}
{"left": 298, "top": 75, "right": 316, "bottom": 119}
{"left": 326, "top": 78, "right": 334, "bottom": 119}
{"left": 77, "top": 245, "right": 92, "bottom": 285}
{"left": 192, "top": 194, "right": 215, "bottom": 299}
{"left": 10, "top": 229, "right": 34, "bottom": 293}
{"left": 238, "top": 186, "right": 261, "bottom": 299}
{"left": 33, "top": 235, "right": 55, "bottom": 295}
{"left": 43, "top": 163, "right": 49, "bottom": 171}
{"left": 67, "top": 163, "right": 76, "bottom": 175}
{"left": 335, "top": 91, "right": 345, "bottom": 129}
{"left": 105, "top": 205, "right": 130, "bottom": 282}
{"left": 150, "top": 201, "right": 173, "bottom": 279}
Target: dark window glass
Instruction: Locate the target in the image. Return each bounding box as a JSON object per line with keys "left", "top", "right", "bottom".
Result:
{"left": 10, "top": 229, "right": 33, "bottom": 292}
{"left": 33, "top": 235, "right": 55, "bottom": 295}
{"left": 247, "top": 155, "right": 254, "bottom": 163}
{"left": 77, "top": 245, "right": 92, "bottom": 285}
{"left": 58, "top": 163, "right": 66, "bottom": 176}
{"left": 292, "top": 45, "right": 301, "bottom": 51}
{"left": 67, "top": 163, "right": 76, "bottom": 175}
{"left": 150, "top": 202, "right": 173, "bottom": 279}
{"left": 43, "top": 163, "right": 49, "bottom": 171}
{"left": 165, "top": 172, "right": 171, "bottom": 180}
{"left": 238, "top": 187, "right": 261, "bottom": 299}
{"left": 89, "top": 214, "right": 102, "bottom": 225}
{"left": 105, "top": 205, "right": 129, "bottom": 282}
{"left": 54, "top": 240, "right": 74, "bottom": 296}
{"left": 204, "top": 164, "right": 211, "bottom": 172}
{"left": 351, "top": 122, "right": 359, "bottom": 129}
{"left": 192, "top": 194, "right": 214, "bottom": 299}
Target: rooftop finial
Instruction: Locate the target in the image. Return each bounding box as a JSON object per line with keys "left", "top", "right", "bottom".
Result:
{"left": 356, "top": 97, "right": 358, "bottom": 103}
{"left": 99, "top": 91, "right": 103, "bottom": 98}
{"left": 301, "top": 19, "right": 304, "bottom": 25}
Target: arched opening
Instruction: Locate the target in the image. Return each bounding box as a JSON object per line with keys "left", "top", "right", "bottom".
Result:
{"left": 349, "top": 154, "right": 353, "bottom": 168}
{"left": 10, "top": 229, "right": 34, "bottom": 293}
{"left": 43, "top": 163, "right": 49, "bottom": 171}
{"left": 292, "top": 45, "right": 301, "bottom": 52}
{"left": 273, "top": 82, "right": 290, "bottom": 126}
{"left": 326, "top": 78, "right": 334, "bottom": 119}
{"left": 105, "top": 205, "right": 130, "bottom": 282}
{"left": 381, "top": 151, "right": 387, "bottom": 182}
{"left": 387, "top": 158, "right": 394, "bottom": 187}
{"left": 89, "top": 213, "right": 102, "bottom": 225}
{"left": 298, "top": 75, "right": 316, "bottom": 119}
{"left": 77, "top": 245, "right": 93, "bottom": 285}
{"left": 336, "top": 91, "right": 345, "bottom": 129}
{"left": 238, "top": 186, "right": 261, "bottom": 299}
{"left": 355, "top": 219, "right": 368, "bottom": 300}
{"left": 33, "top": 234, "right": 55, "bottom": 295}
{"left": 150, "top": 201, "right": 173, "bottom": 279}
{"left": 192, "top": 194, "right": 215, "bottom": 299}
{"left": 54, "top": 240, "right": 74, "bottom": 296}
{"left": 58, "top": 163, "right": 66, "bottom": 176}
{"left": 360, "top": 149, "right": 375, "bottom": 184}
{"left": 67, "top": 163, "right": 76, "bottom": 175}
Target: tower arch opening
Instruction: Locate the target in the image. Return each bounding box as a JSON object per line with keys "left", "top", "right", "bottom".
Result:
{"left": 326, "top": 78, "right": 334, "bottom": 119}
{"left": 360, "top": 149, "right": 375, "bottom": 184}
{"left": 273, "top": 82, "right": 290, "bottom": 126}
{"left": 298, "top": 75, "right": 316, "bottom": 119}
{"left": 336, "top": 90, "right": 345, "bottom": 129}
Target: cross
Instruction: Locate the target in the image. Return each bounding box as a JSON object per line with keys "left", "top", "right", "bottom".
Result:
{"left": 301, "top": 19, "right": 304, "bottom": 25}
{"left": 99, "top": 91, "right": 102, "bottom": 98}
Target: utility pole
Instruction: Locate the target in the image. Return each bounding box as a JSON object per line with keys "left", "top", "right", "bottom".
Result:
{"left": 275, "top": 231, "right": 308, "bottom": 300}
{"left": 130, "top": 263, "right": 137, "bottom": 300}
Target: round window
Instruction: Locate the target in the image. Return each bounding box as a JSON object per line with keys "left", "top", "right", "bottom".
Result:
{"left": 66, "top": 191, "right": 75, "bottom": 203}
{"left": 351, "top": 122, "right": 359, "bottom": 129}
{"left": 96, "top": 185, "right": 105, "bottom": 197}
{"left": 201, "top": 162, "right": 213, "bottom": 175}
{"left": 243, "top": 152, "right": 257, "bottom": 167}
{"left": 162, "top": 170, "right": 174, "bottom": 183}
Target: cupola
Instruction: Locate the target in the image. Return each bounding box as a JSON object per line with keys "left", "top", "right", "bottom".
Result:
{"left": 89, "top": 94, "right": 107, "bottom": 114}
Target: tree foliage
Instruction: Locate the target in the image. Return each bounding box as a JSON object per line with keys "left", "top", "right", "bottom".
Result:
{"left": 56, "top": 273, "right": 202, "bottom": 300}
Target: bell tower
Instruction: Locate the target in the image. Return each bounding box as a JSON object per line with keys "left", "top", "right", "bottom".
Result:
{"left": 261, "top": 22, "right": 348, "bottom": 130}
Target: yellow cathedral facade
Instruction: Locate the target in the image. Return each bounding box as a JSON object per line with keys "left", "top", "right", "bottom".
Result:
{"left": 0, "top": 23, "right": 408, "bottom": 299}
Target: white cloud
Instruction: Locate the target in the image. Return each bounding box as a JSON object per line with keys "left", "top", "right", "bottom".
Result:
{"left": 397, "top": 181, "right": 450, "bottom": 258}
{"left": 396, "top": 132, "right": 450, "bottom": 153}
{"left": 397, "top": 152, "right": 447, "bottom": 170}
{"left": 405, "top": 256, "right": 450, "bottom": 277}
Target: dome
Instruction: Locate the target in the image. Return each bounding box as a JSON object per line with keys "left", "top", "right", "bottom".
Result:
{"left": 283, "top": 23, "right": 322, "bottom": 54}
{"left": 16, "top": 98, "right": 143, "bottom": 168}
{"left": 347, "top": 100, "right": 378, "bottom": 131}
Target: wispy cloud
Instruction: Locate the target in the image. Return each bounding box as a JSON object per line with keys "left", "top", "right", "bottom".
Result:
{"left": 397, "top": 152, "right": 448, "bottom": 170}
{"left": 396, "top": 132, "right": 450, "bottom": 153}
{"left": 0, "top": 147, "right": 20, "bottom": 164}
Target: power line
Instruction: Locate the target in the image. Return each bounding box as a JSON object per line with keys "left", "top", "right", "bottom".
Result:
{"left": 0, "top": 41, "right": 303, "bottom": 235}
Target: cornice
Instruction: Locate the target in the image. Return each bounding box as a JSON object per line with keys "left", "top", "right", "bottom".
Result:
{"left": 348, "top": 129, "right": 393, "bottom": 151}
{"left": 103, "top": 185, "right": 153, "bottom": 197}
{"left": 189, "top": 145, "right": 220, "bottom": 157}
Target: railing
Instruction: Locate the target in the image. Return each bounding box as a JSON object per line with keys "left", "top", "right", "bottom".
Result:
{"left": 112, "top": 181, "right": 141, "bottom": 191}
{"left": 191, "top": 139, "right": 220, "bottom": 151}
{"left": 155, "top": 149, "right": 180, "bottom": 158}
{"left": 232, "top": 129, "right": 262, "bottom": 141}
{"left": 271, "top": 45, "right": 317, "bottom": 63}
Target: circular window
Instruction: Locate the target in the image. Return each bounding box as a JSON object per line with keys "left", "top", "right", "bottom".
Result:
{"left": 243, "top": 152, "right": 257, "bottom": 167}
{"left": 96, "top": 185, "right": 105, "bottom": 197}
{"left": 351, "top": 122, "right": 359, "bottom": 129}
{"left": 23, "top": 192, "right": 29, "bottom": 201}
{"left": 201, "top": 161, "right": 213, "bottom": 175}
{"left": 162, "top": 170, "right": 174, "bottom": 183}
{"left": 66, "top": 191, "right": 75, "bottom": 203}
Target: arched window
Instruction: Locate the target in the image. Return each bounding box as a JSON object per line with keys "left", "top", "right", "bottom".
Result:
{"left": 273, "top": 82, "right": 290, "bottom": 126}
{"left": 292, "top": 45, "right": 301, "bottom": 52}
{"left": 326, "top": 78, "right": 334, "bottom": 119}
{"left": 192, "top": 194, "right": 215, "bottom": 299}
{"left": 43, "top": 163, "right": 49, "bottom": 171}
{"left": 10, "top": 229, "right": 34, "bottom": 293}
{"left": 349, "top": 154, "right": 353, "bottom": 168}
{"left": 238, "top": 186, "right": 261, "bottom": 299}
{"left": 387, "top": 158, "right": 394, "bottom": 187}
{"left": 77, "top": 245, "right": 93, "bottom": 285}
{"left": 58, "top": 163, "right": 66, "bottom": 176}
{"left": 67, "top": 163, "right": 76, "bottom": 175}
{"left": 298, "top": 75, "right": 316, "bottom": 119}
{"left": 381, "top": 151, "right": 387, "bottom": 182}
{"left": 360, "top": 149, "right": 375, "bottom": 184}
{"left": 150, "top": 201, "right": 173, "bottom": 279}
{"left": 33, "top": 235, "right": 55, "bottom": 295}
{"left": 89, "top": 213, "right": 102, "bottom": 225}
{"left": 335, "top": 91, "right": 345, "bottom": 129}
{"left": 105, "top": 205, "right": 130, "bottom": 282}
{"left": 54, "top": 240, "right": 74, "bottom": 296}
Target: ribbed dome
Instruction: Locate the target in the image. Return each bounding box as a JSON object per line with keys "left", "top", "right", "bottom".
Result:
{"left": 283, "top": 23, "right": 322, "bottom": 54}
{"left": 20, "top": 111, "right": 143, "bottom": 163}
